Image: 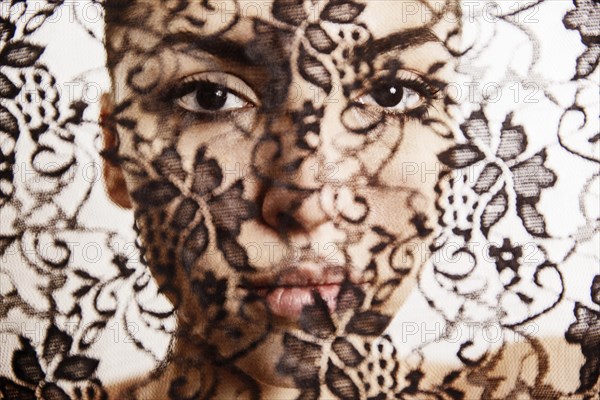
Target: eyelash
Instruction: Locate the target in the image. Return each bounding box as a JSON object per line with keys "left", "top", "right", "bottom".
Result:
{"left": 162, "top": 74, "right": 257, "bottom": 123}
{"left": 398, "top": 77, "right": 441, "bottom": 100}
{"left": 364, "top": 76, "right": 442, "bottom": 120}
{"left": 165, "top": 72, "right": 442, "bottom": 124}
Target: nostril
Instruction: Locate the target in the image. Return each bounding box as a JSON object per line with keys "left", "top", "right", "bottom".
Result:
{"left": 261, "top": 187, "right": 330, "bottom": 235}
{"left": 282, "top": 158, "right": 303, "bottom": 175}
{"left": 276, "top": 211, "right": 303, "bottom": 233}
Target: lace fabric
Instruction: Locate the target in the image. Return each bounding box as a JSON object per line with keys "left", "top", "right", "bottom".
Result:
{"left": 0, "top": 1, "right": 598, "bottom": 399}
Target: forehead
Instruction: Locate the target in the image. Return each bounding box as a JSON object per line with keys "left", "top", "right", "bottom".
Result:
{"left": 107, "top": 0, "right": 457, "bottom": 104}
{"left": 121, "top": 0, "right": 453, "bottom": 41}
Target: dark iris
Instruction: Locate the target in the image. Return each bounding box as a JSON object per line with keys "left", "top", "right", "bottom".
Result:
{"left": 370, "top": 79, "right": 405, "bottom": 108}
{"left": 196, "top": 81, "right": 229, "bottom": 110}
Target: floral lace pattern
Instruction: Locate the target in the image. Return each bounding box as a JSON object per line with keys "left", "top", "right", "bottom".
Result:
{"left": 0, "top": 0, "right": 598, "bottom": 399}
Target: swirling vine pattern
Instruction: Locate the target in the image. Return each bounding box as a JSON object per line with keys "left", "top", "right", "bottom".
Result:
{"left": 0, "top": 0, "right": 598, "bottom": 399}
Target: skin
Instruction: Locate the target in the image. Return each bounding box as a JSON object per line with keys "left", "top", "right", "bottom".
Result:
{"left": 102, "top": 0, "right": 460, "bottom": 398}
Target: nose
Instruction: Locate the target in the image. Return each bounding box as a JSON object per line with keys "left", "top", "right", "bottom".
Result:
{"left": 257, "top": 107, "right": 334, "bottom": 236}
{"left": 261, "top": 186, "right": 330, "bottom": 235}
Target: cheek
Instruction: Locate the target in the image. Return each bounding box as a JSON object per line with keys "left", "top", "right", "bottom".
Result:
{"left": 379, "top": 121, "right": 449, "bottom": 190}
{"left": 175, "top": 119, "right": 260, "bottom": 189}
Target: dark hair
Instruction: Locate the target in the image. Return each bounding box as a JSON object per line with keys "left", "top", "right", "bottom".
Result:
{"left": 103, "top": 0, "right": 134, "bottom": 66}
{"left": 104, "top": 0, "right": 132, "bottom": 26}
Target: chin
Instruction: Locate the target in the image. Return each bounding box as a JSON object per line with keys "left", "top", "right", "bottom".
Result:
{"left": 218, "top": 274, "right": 417, "bottom": 388}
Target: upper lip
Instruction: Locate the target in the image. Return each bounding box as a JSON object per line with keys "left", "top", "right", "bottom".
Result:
{"left": 239, "top": 264, "right": 368, "bottom": 290}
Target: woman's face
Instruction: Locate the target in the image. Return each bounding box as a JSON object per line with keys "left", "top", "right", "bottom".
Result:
{"left": 104, "top": 0, "right": 459, "bottom": 388}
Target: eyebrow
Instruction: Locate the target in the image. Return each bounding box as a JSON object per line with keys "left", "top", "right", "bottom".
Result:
{"left": 163, "top": 27, "right": 440, "bottom": 66}
{"left": 357, "top": 27, "right": 441, "bottom": 60}
{"left": 162, "top": 31, "right": 257, "bottom": 65}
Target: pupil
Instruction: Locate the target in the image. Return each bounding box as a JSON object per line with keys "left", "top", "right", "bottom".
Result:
{"left": 196, "top": 81, "right": 228, "bottom": 110}
{"left": 371, "top": 80, "right": 404, "bottom": 108}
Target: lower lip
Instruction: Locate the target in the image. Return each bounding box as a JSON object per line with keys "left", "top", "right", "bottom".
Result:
{"left": 259, "top": 284, "right": 341, "bottom": 320}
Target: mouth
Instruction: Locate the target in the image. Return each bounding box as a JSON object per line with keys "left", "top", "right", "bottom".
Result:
{"left": 240, "top": 264, "right": 368, "bottom": 320}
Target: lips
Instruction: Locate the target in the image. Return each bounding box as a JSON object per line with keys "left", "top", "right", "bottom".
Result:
{"left": 258, "top": 284, "right": 341, "bottom": 320}
{"left": 242, "top": 265, "right": 366, "bottom": 320}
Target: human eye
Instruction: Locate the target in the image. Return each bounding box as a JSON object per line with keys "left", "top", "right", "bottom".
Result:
{"left": 355, "top": 73, "right": 440, "bottom": 116}
{"left": 172, "top": 72, "right": 258, "bottom": 114}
